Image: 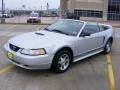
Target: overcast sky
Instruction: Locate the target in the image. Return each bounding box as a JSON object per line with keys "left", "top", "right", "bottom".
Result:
{"left": 0, "top": 0, "right": 60, "bottom": 10}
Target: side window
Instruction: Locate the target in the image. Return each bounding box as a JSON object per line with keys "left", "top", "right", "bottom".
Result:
{"left": 81, "top": 24, "right": 100, "bottom": 35}
{"left": 99, "top": 25, "right": 109, "bottom": 31}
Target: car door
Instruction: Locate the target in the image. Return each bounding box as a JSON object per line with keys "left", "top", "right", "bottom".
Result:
{"left": 76, "top": 23, "right": 104, "bottom": 56}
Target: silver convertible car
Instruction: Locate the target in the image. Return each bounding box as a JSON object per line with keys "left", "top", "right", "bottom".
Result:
{"left": 4, "top": 19, "right": 115, "bottom": 73}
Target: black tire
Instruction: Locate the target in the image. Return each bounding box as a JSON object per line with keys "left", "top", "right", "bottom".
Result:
{"left": 38, "top": 20, "right": 41, "bottom": 24}
{"left": 103, "top": 39, "right": 112, "bottom": 54}
{"left": 51, "top": 50, "right": 72, "bottom": 73}
{"left": 27, "top": 21, "right": 29, "bottom": 23}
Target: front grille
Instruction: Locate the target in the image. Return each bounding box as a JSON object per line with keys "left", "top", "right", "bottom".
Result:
{"left": 29, "top": 19, "right": 37, "bottom": 21}
{"left": 9, "top": 44, "right": 20, "bottom": 52}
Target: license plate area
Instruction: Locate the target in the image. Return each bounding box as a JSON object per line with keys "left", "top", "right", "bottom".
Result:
{"left": 7, "top": 52, "right": 14, "bottom": 60}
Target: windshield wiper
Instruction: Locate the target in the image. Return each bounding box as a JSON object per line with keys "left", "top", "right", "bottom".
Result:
{"left": 52, "top": 29, "right": 69, "bottom": 35}
{"left": 44, "top": 28, "right": 52, "bottom": 32}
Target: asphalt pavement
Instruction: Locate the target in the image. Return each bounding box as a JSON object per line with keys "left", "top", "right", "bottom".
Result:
{"left": 0, "top": 24, "right": 119, "bottom": 90}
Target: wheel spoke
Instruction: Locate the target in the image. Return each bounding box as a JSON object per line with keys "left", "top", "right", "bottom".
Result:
{"left": 62, "top": 65, "right": 65, "bottom": 70}
{"left": 58, "top": 54, "right": 70, "bottom": 71}
{"left": 106, "top": 42, "right": 111, "bottom": 52}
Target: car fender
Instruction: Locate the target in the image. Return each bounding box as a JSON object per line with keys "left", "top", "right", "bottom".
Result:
{"left": 52, "top": 43, "right": 74, "bottom": 56}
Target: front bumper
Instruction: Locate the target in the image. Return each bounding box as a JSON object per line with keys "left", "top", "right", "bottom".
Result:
{"left": 4, "top": 45, "right": 53, "bottom": 70}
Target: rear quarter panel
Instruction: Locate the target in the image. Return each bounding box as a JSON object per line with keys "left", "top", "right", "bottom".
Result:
{"left": 100, "top": 24, "right": 115, "bottom": 45}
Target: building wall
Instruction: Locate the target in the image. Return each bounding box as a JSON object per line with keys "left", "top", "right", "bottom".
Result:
{"left": 74, "top": 0, "right": 104, "bottom": 11}
{"left": 60, "top": 0, "right": 108, "bottom": 21}
{"left": 60, "top": 0, "right": 68, "bottom": 17}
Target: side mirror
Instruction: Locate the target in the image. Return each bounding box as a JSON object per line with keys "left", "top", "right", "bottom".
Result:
{"left": 80, "top": 33, "right": 91, "bottom": 37}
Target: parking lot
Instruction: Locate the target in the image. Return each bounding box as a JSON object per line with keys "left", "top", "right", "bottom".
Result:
{"left": 0, "top": 24, "right": 119, "bottom": 90}
{"left": 2, "top": 16, "right": 59, "bottom": 24}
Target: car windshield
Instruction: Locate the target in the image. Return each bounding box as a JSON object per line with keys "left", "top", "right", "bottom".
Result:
{"left": 30, "top": 13, "right": 39, "bottom": 17}
{"left": 45, "top": 19, "right": 84, "bottom": 36}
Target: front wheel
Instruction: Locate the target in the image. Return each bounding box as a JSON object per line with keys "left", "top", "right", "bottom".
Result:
{"left": 103, "top": 39, "right": 112, "bottom": 54}
{"left": 51, "top": 50, "right": 72, "bottom": 73}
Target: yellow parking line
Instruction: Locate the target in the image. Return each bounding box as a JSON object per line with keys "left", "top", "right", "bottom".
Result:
{"left": 0, "top": 52, "right": 15, "bottom": 74}
{"left": 106, "top": 54, "right": 116, "bottom": 90}
{"left": 0, "top": 64, "right": 15, "bottom": 74}
{"left": 0, "top": 25, "right": 18, "bottom": 74}
{"left": 0, "top": 51, "right": 14, "bottom": 75}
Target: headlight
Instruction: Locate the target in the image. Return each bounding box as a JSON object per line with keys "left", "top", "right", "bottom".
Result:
{"left": 21, "top": 48, "right": 46, "bottom": 56}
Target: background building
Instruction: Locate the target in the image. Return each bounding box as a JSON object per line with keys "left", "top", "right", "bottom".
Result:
{"left": 60, "top": 0, "right": 120, "bottom": 21}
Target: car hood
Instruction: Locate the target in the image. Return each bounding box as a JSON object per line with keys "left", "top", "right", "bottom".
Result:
{"left": 8, "top": 30, "right": 73, "bottom": 49}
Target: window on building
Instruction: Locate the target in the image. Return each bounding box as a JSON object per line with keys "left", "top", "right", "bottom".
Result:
{"left": 74, "top": 9, "right": 103, "bottom": 18}
{"left": 108, "top": 0, "right": 120, "bottom": 21}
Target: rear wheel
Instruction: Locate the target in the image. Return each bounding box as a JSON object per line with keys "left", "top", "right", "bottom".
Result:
{"left": 103, "top": 39, "right": 112, "bottom": 54}
{"left": 27, "top": 21, "right": 29, "bottom": 23}
{"left": 51, "top": 50, "right": 72, "bottom": 73}
{"left": 38, "top": 20, "right": 41, "bottom": 23}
